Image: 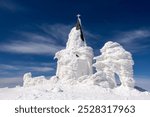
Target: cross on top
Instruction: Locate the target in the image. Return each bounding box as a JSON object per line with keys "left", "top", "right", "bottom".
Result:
{"left": 77, "top": 14, "right": 81, "bottom": 19}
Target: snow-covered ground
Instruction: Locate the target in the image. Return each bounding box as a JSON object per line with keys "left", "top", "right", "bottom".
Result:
{"left": 0, "top": 73, "right": 149, "bottom": 100}
{"left": 0, "top": 82, "right": 150, "bottom": 100}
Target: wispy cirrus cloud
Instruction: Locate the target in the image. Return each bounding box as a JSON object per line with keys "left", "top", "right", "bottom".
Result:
{"left": 0, "top": 23, "right": 96, "bottom": 55}
{"left": 0, "top": 0, "right": 23, "bottom": 12}
{"left": 117, "top": 30, "right": 150, "bottom": 43}
{"left": 0, "top": 62, "right": 55, "bottom": 81}
{"left": 39, "top": 24, "right": 72, "bottom": 44}
{"left": 112, "top": 29, "right": 150, "bottom": 53}
{"left": 0, "top": 64, "right": 18, "bottom": 70}
{"left": 0, "top": 64, "right": 54, "bottom": 73}
{"left": 0, "top": 24, "right": 69, "bottom": 55}
{"left": 0, "top": 77, "right": 22, "bottom": 88}
{"left": 0, "top": 40, "right": 64, "bottom": 55}
{"left": 135, "top": 76, "right": 150, "bottom": 91}
{"left": 39, "top": 23, "right": 98, "bottom": 43}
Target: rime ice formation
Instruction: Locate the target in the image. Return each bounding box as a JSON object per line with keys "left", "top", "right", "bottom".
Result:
{"left": 66, "top": 27, "right": 85, "bottom": 49}
{"left": 23, "top": 72, "right": 48, "bottom": 87}
{"left": 23, "top": 73, "right": 59, "bottom": 87}
{"left": 55, "top": 16, "right": 94, "bottom": 81}
{"left": 93, "top": 41, "right": 135, "bottom": 88}
{"left": 23, "top": 15, "right": 135, "bottom": 89}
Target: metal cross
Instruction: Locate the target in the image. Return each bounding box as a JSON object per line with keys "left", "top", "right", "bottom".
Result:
{"left": 77, "top": 14, "right": 81, "bottom": 19}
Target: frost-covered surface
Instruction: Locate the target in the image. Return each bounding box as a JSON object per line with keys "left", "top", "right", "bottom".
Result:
{"left": 55, "top": 26, "right": 93, "bottom": 80}
{"left": 93, "top": 41, "right": 135, "bottom": 88}
{"left": 23, "top": 72, "right": 48, "bottom": 87}
{"left": 66, "top": 27, "right": 86, "bottom": 50}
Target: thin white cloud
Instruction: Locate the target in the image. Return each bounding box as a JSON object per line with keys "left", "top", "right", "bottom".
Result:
{"left": 26, "top": 66, "right": 54, "bottom": 72}
{"left": 39, "top": 23, "right": 97, "bottom": 43}
{"left": 0, "top": 0, "right": 23, "bottom": 12}
{"left": 0, "top": 64, "right": 18, "bottom": 70}
{"left": 113, "top": 29, "right": 150, "bottom": 53}
{"left": 0, "top": 23, "right": 95, "bottom": 55}
{"left": 19, "top": 32, "right": 56, "bottom": 44}
{"left": 0, "top": 77, "right": 22, "bottom": 88}
{"left": 0, "top": 24, "right": 67, "bottom": 55}
{"left": 135, "top": 77, "right": 150, "bottom": 91}
{"left": 39, "top": 24, "right": 72, "bottom": 44}
{"left": 84, "top": 30, "right": 100, "bottom": 40}
{"left": 0, "top": 41, "right": 64, "bottom": 55}
{"left": 117, "top": 30, "right": 150, "bottom": 44}
{"left": 0, "top": 63, "right": 54, "bottom": 73}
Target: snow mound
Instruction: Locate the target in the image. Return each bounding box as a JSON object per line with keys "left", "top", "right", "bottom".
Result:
{"left": 23, "top": 72, "right": 48, "bottom": 87}
{"left": 23, "top": 73, "right": 59, "bottom": 88}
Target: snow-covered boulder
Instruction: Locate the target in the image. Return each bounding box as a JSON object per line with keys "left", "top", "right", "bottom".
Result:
{"left": 23, "top": 72, "right": 48, "bottom": 87}
{"left": 90, "top": 71, "right": 116, "bottom": 88}
{"left": 93, "top": 41, "right": 135, "bottom": 88}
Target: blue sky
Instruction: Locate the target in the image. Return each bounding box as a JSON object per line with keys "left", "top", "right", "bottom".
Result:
{"left": 0, "top": 0, "right": 150, "bottom": 90}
